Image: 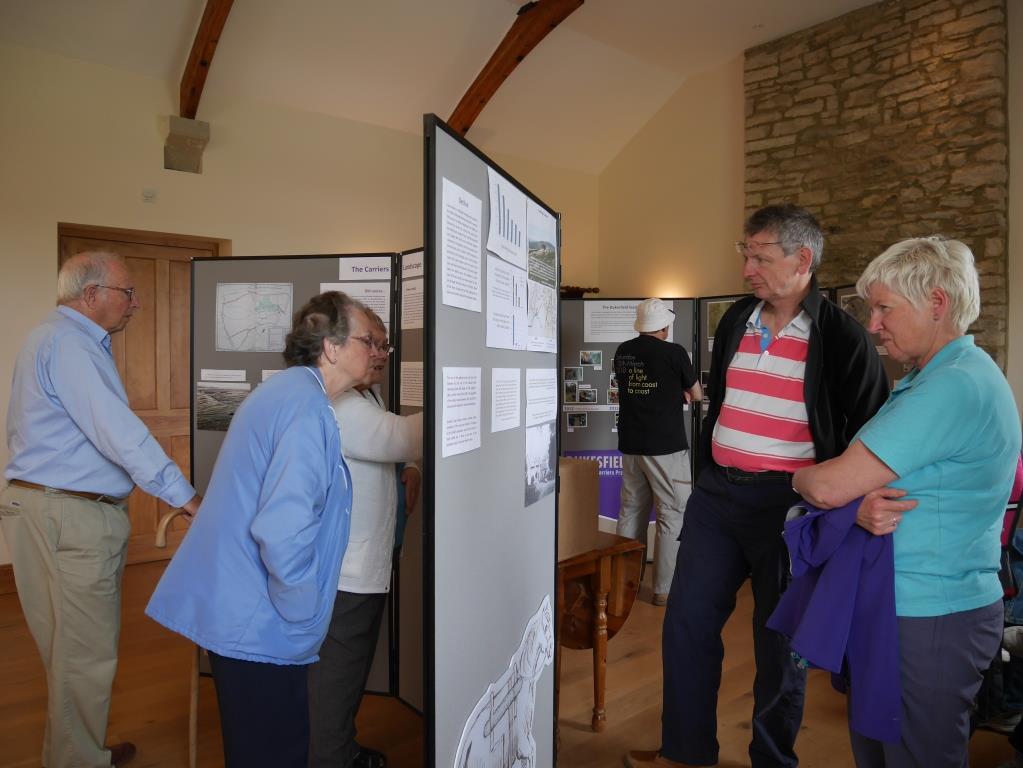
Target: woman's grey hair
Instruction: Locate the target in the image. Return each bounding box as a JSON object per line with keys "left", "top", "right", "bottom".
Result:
{"left": 57, "top": 251, "right": 123, "bottom": 303}
{"left": 744, "top": 204, "right": 824, "bottom": 271}
{"left": 855, "top": 236, "right": 980, "bottom": 333}
{"left": 283, "top": 291, "right": 365, "bottom": 367}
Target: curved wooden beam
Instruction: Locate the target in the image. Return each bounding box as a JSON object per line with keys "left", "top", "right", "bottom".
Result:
{"left": 448, "top": 0, "right": 584, "bottom": 136}
{"left": 180, "top": 0, "right": 234, "bottom": 119}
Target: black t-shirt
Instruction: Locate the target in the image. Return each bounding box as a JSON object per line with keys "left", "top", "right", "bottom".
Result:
{"left": 613, "top": 334, "right": 697, "bottom": 456}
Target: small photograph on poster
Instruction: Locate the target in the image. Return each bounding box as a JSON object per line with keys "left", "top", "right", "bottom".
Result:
{"left": 578, "top": 388, "right": 597, "bottom": 404}
{"left": 579, "top": 350, "right": 602, "bottom": 367}
{"left": 607, "top": 388, "right": 619, "bottom": 405}
{"left": 609, "top": 371, "right": 618, "bottom": 389}
{"left": 706, "top": 299, "right": 737, "bottom": 340}
{"left": 524, "top": 421, "right": 556, "bottom": 506}
{"left": 567, "top": 413, "right": 588, "bottom": 429}
{"left": 839, "top": 292, "right": 870, "bottom": 328}
{"left": 196, "top": 382, "right": 251, "bottom": 431}
{"left": 700, "top": 370, "right": 711, "bottom": 401}
{"left": 564, "top": 381, "right": 578, "bottom": 403}
{"left": 563, "top": 367, "right": 583, "bottom": 382}
{"left": 526, "top": 199, "right": 558, "bottom": 353}
{"left": 612, "top": 412, "right": 619, "bottom": 433}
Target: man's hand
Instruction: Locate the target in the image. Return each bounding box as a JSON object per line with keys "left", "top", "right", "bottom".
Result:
{"left": 180, "top": 494, "right": 203, "bottom": 521}
{"left": 855, "top": 487, "right": 917, "bottom": 536}
{"left": 401, "top": 467, "right": 421, "bottom": 514}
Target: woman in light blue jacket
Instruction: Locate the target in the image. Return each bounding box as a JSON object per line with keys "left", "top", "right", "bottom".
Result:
{"left": 147, "top": 291, "right": 373, "bottom": 768}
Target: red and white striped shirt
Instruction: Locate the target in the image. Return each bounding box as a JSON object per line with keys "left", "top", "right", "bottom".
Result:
{"left": 711, "top": 304, "right": 815, "bottom": 473}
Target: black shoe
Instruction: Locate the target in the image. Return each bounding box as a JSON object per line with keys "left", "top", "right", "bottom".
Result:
{"left": 349, "top": 746, "right": 387, "bottom": 768}
{"left": 108, "top": 742, "right": 137, "bottom": 766}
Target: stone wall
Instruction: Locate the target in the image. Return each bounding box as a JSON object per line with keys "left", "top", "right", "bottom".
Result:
{"left": 744, "top": 0, "right": 1008, "bottom": 363}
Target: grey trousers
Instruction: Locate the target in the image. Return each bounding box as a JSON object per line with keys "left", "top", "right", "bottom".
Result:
{"left": 617, "top": 451, "right": 691, "bottom": 595}
{"left": 0, "top": 483, "right": 130, "bottom": 768}
{"left": 849, "top": 599, "right": 1003, "bottom": 768}
{"left": 308, "top": 590, "right": 388, "bottom": 768}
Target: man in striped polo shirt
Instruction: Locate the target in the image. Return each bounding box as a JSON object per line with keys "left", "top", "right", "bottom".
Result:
{"left": 627, "top": 205, "right": 889, "bottom": 768}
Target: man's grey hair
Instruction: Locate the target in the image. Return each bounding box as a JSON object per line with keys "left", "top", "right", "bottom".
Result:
{"left": 856, "top": 236, "right": 980, "bottom": 333}
{"left": 744, "top": 204, "right": 824, "bottom": 271}
{"left": 57, "top": 251, "right": 124, "bottom": 303}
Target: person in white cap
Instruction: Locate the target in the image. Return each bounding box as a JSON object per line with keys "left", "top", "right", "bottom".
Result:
{"left": 613, "top": 297, "right": 701, "bottom": 606}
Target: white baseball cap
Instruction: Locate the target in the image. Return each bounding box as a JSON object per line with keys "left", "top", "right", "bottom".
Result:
{"left": 634, "top": 298, "right": 675, "bottom": 333}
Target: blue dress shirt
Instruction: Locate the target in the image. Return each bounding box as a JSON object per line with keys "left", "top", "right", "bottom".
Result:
{"left": 5, "top": 306, "right": 195, "bottom": 506}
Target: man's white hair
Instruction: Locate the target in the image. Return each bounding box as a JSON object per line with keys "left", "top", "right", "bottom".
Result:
{"left": 856, "top": 236, "right": 980, "bottom": 333}
{"left": 57, "top": 251, "right": 124, "bottom": 303}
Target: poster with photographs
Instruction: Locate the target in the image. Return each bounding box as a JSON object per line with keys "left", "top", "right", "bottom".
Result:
{"left": 524, "top": 421, "right": 557, "bottom": 506}
{"left": 579, "top": 350, "right": 602, "bottom": 367}
{"left": 705, "top": 299, "right": 737, "bottom": 351}
{"left": 564, "top": 381, "right": 578, "bottom": 403}
{"left": 564, "top": 366, "right": 582, "bottom": 382}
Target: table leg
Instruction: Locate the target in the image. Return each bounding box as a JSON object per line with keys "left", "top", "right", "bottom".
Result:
{"left": 591, "top": 554, "right": 611, "bottom": 731}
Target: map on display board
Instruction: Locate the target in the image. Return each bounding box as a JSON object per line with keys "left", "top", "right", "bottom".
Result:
{"left": 215, "top": 282, "right": 293, "bottom": 353}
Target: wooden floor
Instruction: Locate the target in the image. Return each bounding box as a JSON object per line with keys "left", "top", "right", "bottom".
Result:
{"left": 0, "top": 561, "right": 1015, "bottom": 767}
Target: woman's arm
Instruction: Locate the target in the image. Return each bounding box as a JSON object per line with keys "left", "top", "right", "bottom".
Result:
{"left": 793, "top": 440, "right": 897, "bottom": 508}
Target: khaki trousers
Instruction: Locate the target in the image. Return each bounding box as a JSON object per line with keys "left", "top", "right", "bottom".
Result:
{"left": 617, "top": 451, "right": 691, "bottom": 595}
{"left": 0, "top": 483, "right": 130, "bottom": 768}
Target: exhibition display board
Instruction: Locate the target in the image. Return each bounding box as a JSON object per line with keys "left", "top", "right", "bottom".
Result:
{"left": 191, "top": 253, "right": 414, "bottom": 699}
{"left": 834, "top": 284, "right": 908, "bottom": 386}
{"left": 559, "top": 297, "right": 696, "bottom": 534}
{"left": 424, "top": 115, "right": 560, "bottom": 768}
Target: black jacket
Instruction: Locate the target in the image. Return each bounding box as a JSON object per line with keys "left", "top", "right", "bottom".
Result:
{"left": 700, "top": 277, "right": 890, "bottom": 466}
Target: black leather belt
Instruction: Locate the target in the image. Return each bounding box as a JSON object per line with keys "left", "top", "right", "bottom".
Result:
{"left": 8, "top": 478, "right": 128, "bottom": 505}
{"left": 721, "top": 466, "right": 793, "bottom": 485}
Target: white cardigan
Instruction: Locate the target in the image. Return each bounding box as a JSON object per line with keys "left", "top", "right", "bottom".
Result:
{"left": 331, "top": 387, "right": 423, "bottom": 593}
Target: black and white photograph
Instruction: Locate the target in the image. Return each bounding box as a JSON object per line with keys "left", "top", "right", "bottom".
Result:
{"left": 563, "top": 366, "right": 583, "bottom": 382}
{"left": 578, "top": 387, "right": 597, "bottom": 404}
{"left": 524, "top": 421, "right": 556, "bottom": 506}
{"left": 579, "top": 349, "right": 602, "bottom": 367}
{"left": 564, "top": 380, "right": 578, "bottom": 403}
{"left": 567, "top": 412, "right": 588, "bottom": 429}
{"left": 195, "top": 382, "right": 250, "bottom": 431}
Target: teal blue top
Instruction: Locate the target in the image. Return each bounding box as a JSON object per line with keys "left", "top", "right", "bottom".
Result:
{"left": 856, "top": 335, "right": 1020, "bottom": 617}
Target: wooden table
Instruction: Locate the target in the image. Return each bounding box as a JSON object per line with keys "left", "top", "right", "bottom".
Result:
{"left": 556, "top": 531, "right": 645, "bottom": 733}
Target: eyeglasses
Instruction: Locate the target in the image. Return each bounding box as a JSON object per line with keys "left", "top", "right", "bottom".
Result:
{"left": 734, "top": 240, "right": 785, "bottom": 256}
{"left": 351, "top": 335, "right": 395, "bottom": 354}
{"left": 94, "top": 285, "right": 136, "bottom": 302}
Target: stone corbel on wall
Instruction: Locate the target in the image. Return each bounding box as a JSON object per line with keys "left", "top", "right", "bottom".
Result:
{"left": 164, "top": 115, "right": 210, "bottom": 174}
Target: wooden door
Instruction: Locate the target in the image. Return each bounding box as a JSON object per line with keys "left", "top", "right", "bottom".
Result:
{"left": 58, "top": 224, "right": 223, "bottom": 564}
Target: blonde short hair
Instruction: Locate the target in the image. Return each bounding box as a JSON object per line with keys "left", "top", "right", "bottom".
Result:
{"left": 855, "top": 236, "right": 980, "bottom": 333}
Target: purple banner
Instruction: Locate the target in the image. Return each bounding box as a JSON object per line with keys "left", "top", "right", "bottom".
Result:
{"left": 563, "top": 449, "right": 655, "bottom": 522}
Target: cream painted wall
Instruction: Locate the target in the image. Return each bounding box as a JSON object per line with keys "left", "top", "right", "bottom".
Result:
{"left": 0, "top": 43, "right": 599, "bottom": 564}
{"left": 1008, "top": 1, "right": 1023, "bottom": 414}
{"left": 597, "top": 55, "right": 746, "bottom": 299}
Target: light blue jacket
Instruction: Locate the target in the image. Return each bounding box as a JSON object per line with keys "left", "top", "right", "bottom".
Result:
{"left": 146, "top": 365, "right": 352, "bottom": 665}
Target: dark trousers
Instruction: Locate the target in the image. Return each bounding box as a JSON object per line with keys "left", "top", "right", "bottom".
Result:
{"left": 661, "top": 465, "right": 805, "bottom": 768}
{"left": 208, "top": 651, "right": 310, "bottom": 768}
{"left": 850, "top": 600, "right": 1002, "bottom": 768}
{"left": 308, "top": 590, "right": 388, "bottom": 768}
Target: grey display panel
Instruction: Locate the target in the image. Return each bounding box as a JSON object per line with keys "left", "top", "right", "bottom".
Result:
{"left": 192, "top": 254, "right": 399, "bottom": 697}
{"left": 397, "top": 249, "right": 425, "bottom": 712}
{"left": 833, "top": 285, "right": 908, "bottom": 386}
{"left": 560, "top": 298, "right": 696, "bottom": 454}
{"left": 426, "top": 118, "right": 558, "bottom": 768}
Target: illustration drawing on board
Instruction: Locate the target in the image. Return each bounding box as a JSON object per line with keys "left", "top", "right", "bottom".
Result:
{"left": 454, "top": 596, "right": 555, "bottom": 768}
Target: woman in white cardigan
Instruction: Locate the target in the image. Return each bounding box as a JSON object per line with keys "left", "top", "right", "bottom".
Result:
{"left": 308, "top": 312, "right": 423, "bottom": 768}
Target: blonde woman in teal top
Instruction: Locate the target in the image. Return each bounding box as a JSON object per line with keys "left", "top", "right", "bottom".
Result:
{"left": 794, "top": 237, "right": 1020, "bottom": 768}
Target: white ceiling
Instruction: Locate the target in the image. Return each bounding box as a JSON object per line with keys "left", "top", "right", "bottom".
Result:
{"left": 1, "top": 0, "right": 880, "bottom": 173}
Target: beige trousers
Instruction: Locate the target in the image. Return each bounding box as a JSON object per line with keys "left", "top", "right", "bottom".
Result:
{"left": 0, "top": 483, "right": 130, "bottom": 768}
{"left": 617, "top": 451, "right": 692, "bottom": 595}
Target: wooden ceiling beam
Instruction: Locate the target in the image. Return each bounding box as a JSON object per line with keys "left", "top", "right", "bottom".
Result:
{"left": 448, "top": 0, "right": 584, "bottom": 136}
{"left": 179, "top": 0, "right": 234, "bottom": 120}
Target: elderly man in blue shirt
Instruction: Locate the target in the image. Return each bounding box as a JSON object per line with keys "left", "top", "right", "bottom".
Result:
{"left": 1, "top": 251, "right": 200, "bottom": 768}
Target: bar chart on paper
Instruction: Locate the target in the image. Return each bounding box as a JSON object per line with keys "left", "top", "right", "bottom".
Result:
{"left": 487, "top": 167, "right": 529, "bottom": 271}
